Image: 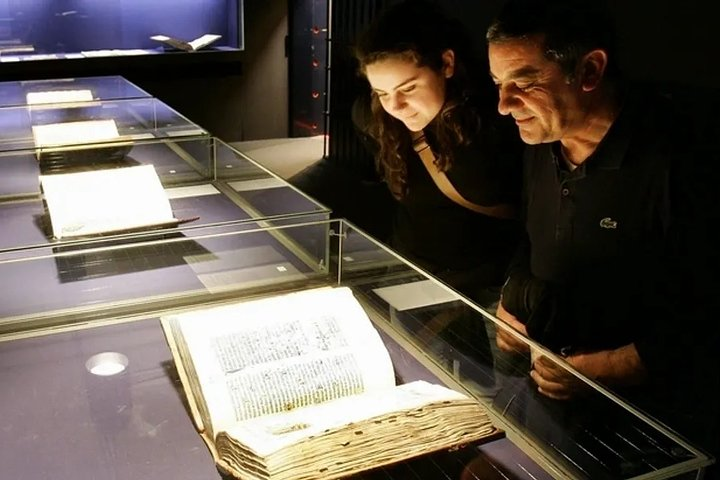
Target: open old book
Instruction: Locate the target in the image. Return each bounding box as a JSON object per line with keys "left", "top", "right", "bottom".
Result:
{"left": 40, "top": 164, "right": 194, "bottom": 239}
{"left": 31, "top": 119, "right": 134, "bottom": 170}
{"left": 160, "top": 287, "right": 502, "bottom": 480}
{"left": 150, "top": 33, "right": 221, "bottom": 52}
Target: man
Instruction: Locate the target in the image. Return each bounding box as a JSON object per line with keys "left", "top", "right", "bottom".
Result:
{"left": 486, "top": 0, "right": 718, "bottom": 473}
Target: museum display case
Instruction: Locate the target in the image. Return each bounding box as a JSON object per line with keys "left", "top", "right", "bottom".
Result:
{"left": 0, "top": 92, "right": 207, "bottom": 153}
{"left": 0, "top": 219, "right": 711, "bottom": 479}
{"left": 0, "top": 74, "right": 329, "bottom": 265}
{"left": 0, "top": 75, "right": 152, "bottom": 108}
{"left": 0, "top": 0, "right": 243, "bottom": 63}
{"left": 0, "top": 134, "right": 329, "bottom": 254}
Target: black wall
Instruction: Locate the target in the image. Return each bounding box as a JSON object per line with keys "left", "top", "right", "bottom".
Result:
{"left": 1, "top": 1, "right": 716, "bottom": 146}
{"left": 326, "top": 0, "right": 719, "bottom": 163}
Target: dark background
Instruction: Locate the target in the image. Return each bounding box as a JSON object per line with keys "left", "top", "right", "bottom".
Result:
{"left": 0, "top": 0, "right": 717, "bottom": 143}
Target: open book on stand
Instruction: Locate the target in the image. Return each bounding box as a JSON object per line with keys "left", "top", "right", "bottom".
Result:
{"left": 31, "top": 119, "right": 134, "bottom": 169}
{"left": 160, "top": 287, "right": 502, "bottom": 480}
{"left": 40, "top": 164, "right": 196, "bottom": 239}
{"left": 150, "top": 33, "right": 221, "bottom": 52}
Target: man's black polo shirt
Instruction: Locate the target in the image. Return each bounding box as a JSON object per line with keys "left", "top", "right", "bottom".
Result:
{"left": 504, "top": 86, "right": 716, "bottom": 375}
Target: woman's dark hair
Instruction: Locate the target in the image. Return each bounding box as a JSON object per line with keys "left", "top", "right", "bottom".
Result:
{"left": 354, "top": 0, "right": 487, "bottom": 198}
{"left": 486, "top": 0, "right": 622, "bottom": 83}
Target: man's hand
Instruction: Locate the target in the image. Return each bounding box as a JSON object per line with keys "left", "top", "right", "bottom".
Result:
{"left": 531, "top": 344, "right": 647, "bottom": 400}
{"left": 530, "top": 354, "right": 587, "bottom": 400}
{"left": 495, "top": 301, "right": 531, "bottom": 354}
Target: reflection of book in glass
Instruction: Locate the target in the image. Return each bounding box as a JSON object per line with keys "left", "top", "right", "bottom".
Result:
{"left": 40, "top": 164, "right": 195, "bottom": 239}
{"left": 150, "top": 33, "right": 221, "bottom": 52}
{"left": 161, "top": 287, "right": 502, "bottom": 480}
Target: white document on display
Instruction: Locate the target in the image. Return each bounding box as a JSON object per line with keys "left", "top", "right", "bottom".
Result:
{"left": 372, "top": 279, "right": 459, "bottom": 311}
{"left": 26, "top": 89, "right": 94, "bottom": 106}
{"left": 32, "top": 119, "right": 121, "bottom": 149}
{"left": 40, "top": 164, "right": 177, "bottom": 239}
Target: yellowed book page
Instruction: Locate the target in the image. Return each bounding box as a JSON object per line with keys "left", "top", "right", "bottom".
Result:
{"left": 40, "top": 164, "right": 175, "bottom": 238}
{"left": 164, "top": 319, "right": 229, "bottom": 473}
{"left": 224, "top": 381, "right": 474, "bottom": 456}
{"left": 162, "top": 287, "right": 396, "bottom": 437}
{"left": 216, "top": 381, "right": 500, "bottom": 480}
{"left": 162, "top": 321, "right": 207, "bottom": 434}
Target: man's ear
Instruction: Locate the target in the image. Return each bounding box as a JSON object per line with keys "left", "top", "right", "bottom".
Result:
{"left": 442, "top": 49, "right": 455, "bottom": 78}
{"left": 578, "top": 49, "right": 608, "bottom": 91}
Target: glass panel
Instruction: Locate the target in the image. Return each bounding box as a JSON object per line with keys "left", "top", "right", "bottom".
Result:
{"left": 0, "top": 76, "right": 152, "bottom": 108}
{"left": 0, "top": 219, "right": 710, "bottom": 479}
{"left": 0, "top": 220, "right": 332, "bottom": 334}
{"left": 334, "top": 221, "right": 711, "bottom": 479}
{"left": 0, "top": 97, "right": 207, "bottom": 154}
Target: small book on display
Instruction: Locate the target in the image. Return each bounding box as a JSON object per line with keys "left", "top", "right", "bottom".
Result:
{"left": 150, "top": 33, "right": 222, "bottom": 52}
{"left": 160, "top": 287, "right": 502, "bottom": 480}
{"left": 26, "top": 89, "right": 96, "bottom": 107}
{"left": 31, "top": 119, "right": 133, "bottom": 170}
{"left": 32, "top": 119, "right": 124, "bottom": 150}
{"left": 40, "top": 164, "right": 196, "bottom": 239}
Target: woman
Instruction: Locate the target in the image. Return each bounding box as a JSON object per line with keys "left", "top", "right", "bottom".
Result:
{"left": 353, "top": 0, "right": 524, "bottom": 306}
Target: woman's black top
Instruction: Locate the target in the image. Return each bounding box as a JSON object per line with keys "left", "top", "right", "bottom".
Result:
{"left": 355, "top": 95, "right": 525, "bottom": 297}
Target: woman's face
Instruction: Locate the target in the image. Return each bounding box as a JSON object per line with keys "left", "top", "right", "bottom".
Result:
{"left": 365, "top": 52, "right": 452, "bottom": 132}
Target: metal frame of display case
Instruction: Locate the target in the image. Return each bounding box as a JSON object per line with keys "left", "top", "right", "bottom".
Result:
{"left": 0, "top": 218, "right": 711, "bottom": 479}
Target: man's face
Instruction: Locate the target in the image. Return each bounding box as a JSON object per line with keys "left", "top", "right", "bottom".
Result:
{"left": 488, "top": 37, "right": 583, "bottom": 144}
{"left": 365, "top": 56, "right": 448, "bottom": 132}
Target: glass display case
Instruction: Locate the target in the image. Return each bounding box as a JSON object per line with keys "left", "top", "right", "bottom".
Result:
{"left": 0, "top": 75, "right": 329, "bottom": 266}
{"left": 0, "top": 219, "right": 711, "bottom": 479}
{"left": 0, "top": 134, "right": 329, "bottom": 254}
{"left": 0, "top": 0, "right": 243, "bottom": 63}
{"left": 0, "top": 75, "right": 153, "bottom": 108}
{"left": 0, "top": 94, "right": 207, "bottom": 154}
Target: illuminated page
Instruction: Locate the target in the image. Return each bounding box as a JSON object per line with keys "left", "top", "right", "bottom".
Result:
{"left": 26, "top": 89, "right": 94, "bottom": 106}
{"left": 32, "top": 119, "right": 120, "bottom": 148}
{"left": 164, "top": 287, "right": 396, "bottom": 437}
{"left": 40, "top": 164, "right": 175, "bottom": 238}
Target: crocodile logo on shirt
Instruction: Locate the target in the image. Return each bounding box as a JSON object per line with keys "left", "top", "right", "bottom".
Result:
{"left": 599, "top": 217, "right": 618, "bottom": 229}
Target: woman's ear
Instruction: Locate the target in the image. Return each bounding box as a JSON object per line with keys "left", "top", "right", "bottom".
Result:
{"left": 442, "top": 49, "right": 455, "bottom": 78}
{"left": 578, "top": 49, "right": 608, "bottom": 92}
